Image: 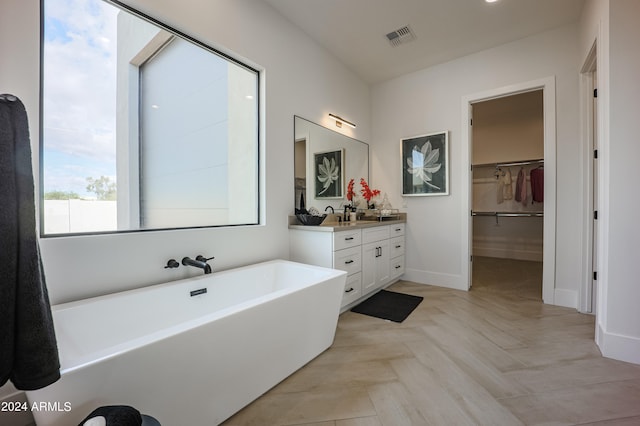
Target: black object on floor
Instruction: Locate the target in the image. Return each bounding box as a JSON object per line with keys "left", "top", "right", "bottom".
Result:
{"left": 79, "top": 405, "right": 142, "bottom": 425}
{"left": 351, "top": 290, "right": 423, "bottom": 323}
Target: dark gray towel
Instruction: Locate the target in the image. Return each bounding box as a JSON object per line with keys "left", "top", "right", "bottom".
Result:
{"left": 0, "top": 94, "right": 60, "bottom": 390}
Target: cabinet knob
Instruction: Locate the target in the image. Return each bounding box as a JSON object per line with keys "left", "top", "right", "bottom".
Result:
{"left": 345, "top": 260, "right": 354, "bottom": 264}
{"left": 345, "top": 287, "right": 355, "bottom": 293}
{"left": 395, "top": 245, "right": 402, "bottom": 249}
{"left": 345, "top": 237, "right": 354, "bottom": 241}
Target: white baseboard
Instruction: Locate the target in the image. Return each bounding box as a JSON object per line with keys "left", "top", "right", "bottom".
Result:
{"left": 403, "top": 268, "right": 467, "bottom": 290}
{"left": 553, "top": 288, "right": 578, "bottom": 309}
{"left": 597, "top": 323, "right": 640, "bottom": 365}
{"left": 472, "top": 247, "right": 543, "bottom": 262}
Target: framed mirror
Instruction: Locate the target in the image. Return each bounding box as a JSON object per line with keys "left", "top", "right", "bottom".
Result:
{"left": 294, "top": 116, "right": 368, "bottom": 213}
{"left": 40, "top": 0, "right": 260, "bottom": 236}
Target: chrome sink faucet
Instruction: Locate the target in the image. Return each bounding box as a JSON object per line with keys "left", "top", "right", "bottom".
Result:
{"left": 182, "top": 255, "right": 214, "bottom": 274}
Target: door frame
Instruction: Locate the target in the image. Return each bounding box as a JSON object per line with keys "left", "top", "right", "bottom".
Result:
{"left": 579, "top": 42, "right": 598, "bottom": 314}
{"left": 461, "top": 77, "right": 557, "bottom": 304}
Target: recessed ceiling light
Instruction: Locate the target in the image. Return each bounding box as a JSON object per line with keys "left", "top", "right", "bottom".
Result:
{"left": 485, "top": 0, "right": 499, "bottom": 3}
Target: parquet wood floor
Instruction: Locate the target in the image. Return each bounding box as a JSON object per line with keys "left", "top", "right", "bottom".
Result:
{"left": 224, "top": 258, "right": 640, "bottom": 425}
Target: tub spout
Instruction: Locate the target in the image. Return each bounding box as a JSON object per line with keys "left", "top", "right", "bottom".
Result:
{"left": 182, "top": 256, "right": 213, "bottom": 274}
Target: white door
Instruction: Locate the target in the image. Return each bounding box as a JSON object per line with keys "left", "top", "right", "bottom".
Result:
{"left": 376, "top": 239, "right": 390, "bottom": 288}
{"left": 361, "top": 242, "right": 378, "bottom": 293}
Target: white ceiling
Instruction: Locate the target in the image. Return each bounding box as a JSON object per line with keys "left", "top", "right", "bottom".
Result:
{"left": 263, "top": 0, "right": 586, "bottom": 84}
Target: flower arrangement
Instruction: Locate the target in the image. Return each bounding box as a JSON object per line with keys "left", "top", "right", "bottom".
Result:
{"left": 360, "top": 178, "right": 380, "bottom": 208}
{"left": 346, "top": 178, "right": 356, "bottom": 204}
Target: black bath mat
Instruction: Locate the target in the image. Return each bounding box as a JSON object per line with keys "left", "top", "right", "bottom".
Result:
{"left": 351, "top": 290, "right": 423, "bottom": 323}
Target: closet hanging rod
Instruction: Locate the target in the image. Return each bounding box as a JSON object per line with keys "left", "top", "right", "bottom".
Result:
{"left": 472, "top": 211, "right": 544, "bottom": 217}
{"left": 473, "top": 158, "right": 544, "bottom": 168}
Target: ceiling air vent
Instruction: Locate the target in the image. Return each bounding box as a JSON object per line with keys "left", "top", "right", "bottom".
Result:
{"left": 385, "top": 25, "right": 416, "bottom": 47}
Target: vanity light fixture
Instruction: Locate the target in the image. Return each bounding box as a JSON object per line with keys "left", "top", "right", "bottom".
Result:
{"left": 328, "top": 113, "right": 356, "bottom": 129}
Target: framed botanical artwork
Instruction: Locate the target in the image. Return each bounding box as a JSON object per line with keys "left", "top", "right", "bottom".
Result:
{"left": 401, "top": 131, "right": 449, "bottom": 196}
{"left": 314, "top": 149, "right": 344, "bottom": 198}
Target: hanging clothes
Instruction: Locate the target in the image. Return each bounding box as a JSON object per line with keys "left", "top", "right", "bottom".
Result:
{"left": 0, "top": 94, "right": 60, "bottom": 390}
{"left": 515, "top": 167, "right": 527, "bottom": 205}
{"left": 530, "top": 166, "right": 544, "bottom": 203}
{"left": 502, "top": 168, "right": 513, "bottom": 201}
{"left": 496, "top": 169, "right": 504, "bottom": 204}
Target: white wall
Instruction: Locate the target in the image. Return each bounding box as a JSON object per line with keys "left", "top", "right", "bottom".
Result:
{"left": 0, "top": 0, "right": 370, "bottom": 303}
{"left": 605, "top": 0, "right": 640, "bottom": 360}
{"left": 579, "top": 0, "right": 640, "bottom": 365}
{"left": 371, "top": 24, "right": 581, "bottom": 297}
{"left": 44, "top": 200, "right": 117, "bottom": 234}
{"left": 605, "top": 0, "right": 640, "bottom": 365}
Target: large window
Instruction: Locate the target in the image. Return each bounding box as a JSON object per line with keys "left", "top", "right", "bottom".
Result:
{"left": 41, "top": 0, "right": 260, "bottom": 235}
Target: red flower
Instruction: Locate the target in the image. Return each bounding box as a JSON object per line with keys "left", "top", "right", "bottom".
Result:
{"left": 360, "top": 178, "right": 380, "bottom": 202}
{"left": 346, "top": 178, "right": 356, "bottom": 202}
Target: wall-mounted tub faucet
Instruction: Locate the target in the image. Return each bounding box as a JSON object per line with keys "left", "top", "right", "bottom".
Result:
{"left": 182, "top": 255, "right": 214, "bottom": 274}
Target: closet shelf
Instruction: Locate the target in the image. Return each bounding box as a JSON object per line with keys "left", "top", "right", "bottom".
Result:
{"left": 472, "top": 211, "right": 543, "bottom": 217}
{"left": 472, "top": 158, "right": 544, "bottom": 168}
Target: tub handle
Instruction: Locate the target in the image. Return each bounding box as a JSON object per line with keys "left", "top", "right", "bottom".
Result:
{"left": 196, "top": 255, "right": 215, "bottom": 262}
{"left": 164, "top": 259, "right": 180, "bottom": 269}
{"left": 345, "top": 287, "right": 355, "bottom": 293}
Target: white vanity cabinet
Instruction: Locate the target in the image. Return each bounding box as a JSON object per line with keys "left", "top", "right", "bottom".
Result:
{"left": 289, "top": 219, "right": 406, "bottom": 310}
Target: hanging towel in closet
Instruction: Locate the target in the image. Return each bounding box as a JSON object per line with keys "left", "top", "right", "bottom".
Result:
{"left": 0, "top": 94, "right": 60, "bottom": 390}
{"left": 515, "top": 167, "right": 527, "bottom": 205}
{"left": 502, "top": 168, "right": 513, "bottom": 201}
{"left": 530, "top": 167, "right": 544, "bottom": 203}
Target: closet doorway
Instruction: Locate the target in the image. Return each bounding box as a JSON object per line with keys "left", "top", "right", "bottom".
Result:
{"left": 470, "top": 90, "right": 545, "bottom": 300}
{"left": 463, "top": 77, "right": 556, "bottom": 304}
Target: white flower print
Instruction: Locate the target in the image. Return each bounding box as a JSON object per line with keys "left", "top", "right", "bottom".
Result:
{"left": 406, "top": 142, "right": 441, "bottom": 190}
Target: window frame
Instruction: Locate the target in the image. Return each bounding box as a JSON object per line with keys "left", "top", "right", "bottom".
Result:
{"left": 39, "top": 0, "right": 261, "bottom": 237}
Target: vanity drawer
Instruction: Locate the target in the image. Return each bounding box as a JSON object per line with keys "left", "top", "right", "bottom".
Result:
{"left": 390, "top": 255, "right": 405, "bottom": 279}
{"left": 334, "top": 230, "right": 362, "bottom": 251}
{"left": 333, "top": 246, "right": 362, "bottom": 275}
{"left": 362, "top": 226, "right": 389, "bottom": 244}
{"left": 341, "top": 272, "right": 362, "bottom": 307}
{"left": 389, "top": 236, "right": 405, "bottom": 258}
{"left": 390, "top": 223, "right": 405, "bottom": 237}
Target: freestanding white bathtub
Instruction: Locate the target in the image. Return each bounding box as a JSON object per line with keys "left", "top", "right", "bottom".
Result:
{"left": 26, "top": 259, "right": 347, "bottom": 425}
